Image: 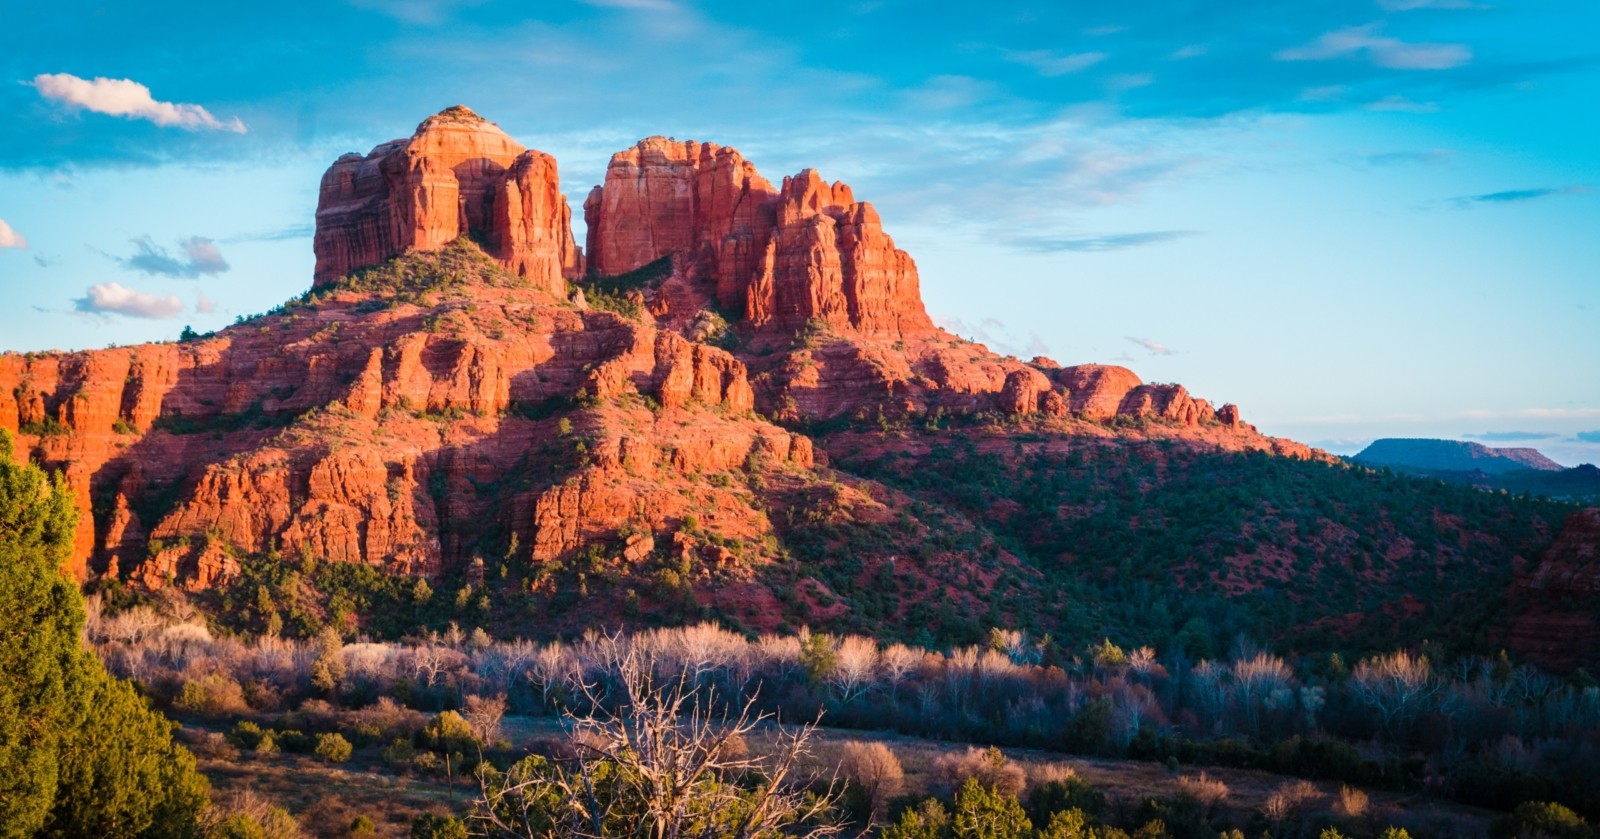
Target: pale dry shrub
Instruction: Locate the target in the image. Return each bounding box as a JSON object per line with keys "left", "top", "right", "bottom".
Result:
{"left": 189, "top": 730, "right": 239, "bottom": 761}
{"left": 1027, "top": 762, "right": 1078, "bottom": 789}
{"left": 345, "top": 696, "right": 425, "bottom": 742}
{"left": 205, "top": 790, "right": 304, "bottom": 838}
{"left": 1176, "top": 771, "right": 1230, "bottom": 817}
{"left": 1263, "top": 779, "right": 1321, "bottom": 823}
{"left": 463, "top": 693, "right": 508, "bottom": 744}
{"left": 173, "top": 673, "right": 251, "bottom": 717}
{"left": 930, "top": 746, "right": 1026, "bottom": 797}
{"left": 701, "top": 729, "right": 746, "bottom": 765}
{"left": 839, "top": 741, "right": 905, "bottom": 815}
{"left": 1335, "top": 784, "right": 1370, "bottom": 820}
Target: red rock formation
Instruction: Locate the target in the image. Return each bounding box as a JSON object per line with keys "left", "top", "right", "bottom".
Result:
{"left": 1055, "top": 365, "right": 1145, "bottom": 421}
{"left": 313, "top": 106, "right": 580, "bottom": 294}
{"left": 1118, "top": 384, "right": 1216, "bottom": 426}
{"left": 583, "top": 137, "right": 776, "bottom": 307}
{"left": 584, "top": 143, "right": 933, "bottom": 337}
{"left": 1508, "top": 508, "right": 1600, "bottom": 671}
{"left": 0, "top": 105, "right": 1313, "bottom": 597}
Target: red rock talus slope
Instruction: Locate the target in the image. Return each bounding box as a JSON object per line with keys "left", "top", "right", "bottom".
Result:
{"left": 313, "top": 106, "right": 582, "bottom": 294}
{"left": 1, "top": 106, "right": 1313, "bottom": 604}
{"left": 1509, "top": 508, "right": 1600, "bottom": 671}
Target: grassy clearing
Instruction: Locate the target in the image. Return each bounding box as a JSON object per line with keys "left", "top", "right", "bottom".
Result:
{"left": 208, "top": 713, "right": 1489, "bottom": 836}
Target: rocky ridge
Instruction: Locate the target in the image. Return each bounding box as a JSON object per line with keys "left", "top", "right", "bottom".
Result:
{"left": 5, "top": 106, "right": 1331, "bottom": 637}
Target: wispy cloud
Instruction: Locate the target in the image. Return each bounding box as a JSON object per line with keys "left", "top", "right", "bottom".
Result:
{"left": 1364, "top": 149, "right": 1451, "bottom": 166}
{"left": 1378, "top": 0, "right": 1485, "bottom": 10}
{"left": 1464, "top": 431, "right": 1558, "bottom": 442}
{"left": 347, "top": 0, "right": 490, "bottom": 24}
{"left": 119, "top": 236, "right": 230, "bottom": 278}
{"left": 1577, "top": 431, "right": 1600, "bottom": 444}
{"left": 220, "top": 224, "right": 314, "bottom": 244}
{"left": 1449, "top": 186, "right": 1590, "bottom": 207}
{"left": 936, "top": 316, "right": 1051, "bottom": 359}
{"left": 1013, "top": 230, "right": 1196, "bottom": 253}
{"left": 29, "top": 73, "right": 246, "bottom": 133}
{"left": 578, "top": 0, "right": 678, "bottom": 10}
{"left": 1365, "top": 95, "right": 1438, "bottom": 113}
{"left": 1276, "top": 25, "right": 1472, "bottom": 70}
{"left": 0, "top": 219, "right": 26, "bottom": 249}
{"left": 74, "top": 283, "right": 184, "bottom": 319}
{"left": 1003, "top": 49, "right": 1108, "bottom": 76}
{"left": 196, "top": 291, "right": 217, "bottom": 314}
{"left": 1126, "top": 336, "right": 1175, "bottom": 356}
{"left": 1464, "top": 407, "right": 1600, "bottom": 420}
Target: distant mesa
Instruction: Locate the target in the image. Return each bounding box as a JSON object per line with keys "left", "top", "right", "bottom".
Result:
{"left": 1353, "top": 438, "right": 1564, "bottom": 474}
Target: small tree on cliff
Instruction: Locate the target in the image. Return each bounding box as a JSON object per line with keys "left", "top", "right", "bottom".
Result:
{"left": 0, "top": 430, "right": 209, "bottom": 837}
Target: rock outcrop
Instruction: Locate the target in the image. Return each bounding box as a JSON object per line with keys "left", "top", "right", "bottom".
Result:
{"left": 1508, "top": 508, "right": 1600, "bottom": 671}
{"left": 583, "top": 140, "right": 933, "bottom": 337}
{"left": 313, "top": 106, "right": 581, "bottom": 294}
{"left": 0, "top": 105, "right": 1316, "bottom": 595}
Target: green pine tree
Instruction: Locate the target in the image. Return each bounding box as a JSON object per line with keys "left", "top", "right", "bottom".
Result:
{"left": 0, "top": 429, "right": 209, "bottom": 836}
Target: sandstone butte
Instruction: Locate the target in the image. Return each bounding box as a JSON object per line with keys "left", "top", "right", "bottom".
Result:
{"left": 2, "top": 105, "right": 1318, "bottom": 611}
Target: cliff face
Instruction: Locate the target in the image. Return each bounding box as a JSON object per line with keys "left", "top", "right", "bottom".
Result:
{"left": 2, "top": 106, "right": 1316, "bottom": 608}
{"left": 313, "top": 106, "right": 582, "bottom": 295}
{"left": 1508, "top": 508, "right": 1600, "bottom": 671}
{"left": 582, "top": 139, "right": 933, "bottom": 338}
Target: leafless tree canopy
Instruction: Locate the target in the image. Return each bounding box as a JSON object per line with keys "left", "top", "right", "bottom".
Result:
{"left": 476, "top": 636, "right": 844, "bottom": 839}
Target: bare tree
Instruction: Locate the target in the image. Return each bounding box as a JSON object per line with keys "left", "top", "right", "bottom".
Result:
{"left": 477, "top": 635, "right": 844, "bottom": 839}
{"left": 829, "top": 636, "right": 878, "bottom": 704}
{"left": 1350, "top": 651, "right": 1440, "bottom": 738}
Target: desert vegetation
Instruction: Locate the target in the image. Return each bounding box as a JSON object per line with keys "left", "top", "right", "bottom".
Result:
{"left": 80, "top": 584, "right": 1600, "bottom": 836}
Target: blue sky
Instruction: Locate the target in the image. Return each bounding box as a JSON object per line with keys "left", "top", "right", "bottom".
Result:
{"left": 2, "top": 0, "right": 1597, "bottom": 463}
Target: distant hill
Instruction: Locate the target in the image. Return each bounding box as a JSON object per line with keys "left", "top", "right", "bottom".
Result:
{"left": 1349, "top": 439, "right": 1598, "bottom": 502}
{"left": 1354, "top": 438, "right": 1564, "bottom": 474}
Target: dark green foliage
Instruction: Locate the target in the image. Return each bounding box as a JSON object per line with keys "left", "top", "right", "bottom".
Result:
{"left": 1028, "top": 778, "right": 1108, "bottom": 824}
{"left": 951, "top": 777, "right": 1032, "bottom": 838}
{"left": 840, "top": 438, "right": 1574, "bottom": 653}
{"left": 315, "top": 732, "right": 353, "bottom": 763}
{"left": 576, "top": 255, "right": 671, "bottom": 320}
{"left": 0, "top": 429, "right": 209, "bottom": 836}
{"left": 1490, "top": 801, "right": 1594, "bottom": 839}
{"left": 410, "top": 813, "right": 468, "bottom": 839}
{"left": 333, "top": 238, "right": 525, "bottom": 300}
{"left": 0, "top": 431, "right": 80, "bottom": 835}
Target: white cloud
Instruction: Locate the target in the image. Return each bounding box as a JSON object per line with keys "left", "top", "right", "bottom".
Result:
{"left": 1366, "top": 95, "right": 1440, "bottom": 113}
{"left": 180, "top": 237, "right": 230, "bottom": 274}
{"left": 30, "top": 73, "right": 246, "bottom": 133}
{"left": 1126, "top": 336, "right": 1175, "bottom": 356}
{"left": 1276, "top": 25, "right": 1471, "bottom": 70}
{"left": 118, "top": 235, "right": 231, "bottom": 278}
{"left": 1378, "top": 0, "right": 1484, "bottom": 10}
{"left": 1003, "top": 49, "right": 1108, "bottom": 76}
{"left": 74, "top": 283, "right": 185, "bottom": 319}
{"left": 196, "top": 292, "right": 217, "bottom": 314}
{"left": 578, "top": 0, "right": 678, "bottom": 9}
{"left": 0, "top": 219, "right": 26, "bottom": 249}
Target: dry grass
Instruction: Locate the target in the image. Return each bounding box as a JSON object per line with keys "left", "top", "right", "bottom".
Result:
{"left": 188, "top": 726, "right": 466, "bottom": 838}
{"left": 187, "top": 713, "right": 1500, "bottom": 837}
